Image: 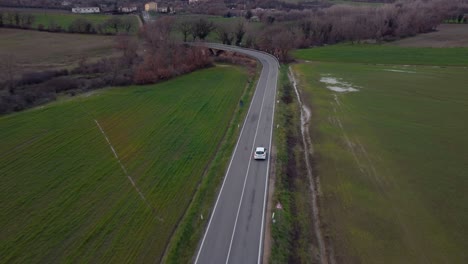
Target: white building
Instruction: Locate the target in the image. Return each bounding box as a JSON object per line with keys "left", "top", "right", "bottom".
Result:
{"left": 119, "top": 6, "right": 138, "bottom": 13}
{"left": 158, "top": 7, "right": 169, "bottom": 13}
{"left": 71, "top": 7, "right": 100, "bottom": 14}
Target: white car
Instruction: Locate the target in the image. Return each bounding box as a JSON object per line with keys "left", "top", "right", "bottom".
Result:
{"left": 254, "top": 147, "right": 267, "bottom": 160}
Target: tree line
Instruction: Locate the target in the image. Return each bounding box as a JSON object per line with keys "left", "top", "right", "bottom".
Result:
{"left": 134, "top": 17, "right": 213, "bottom": 84}
{"left": 217, "top": 0, "right": 468, "bottom": 61}
{"left": 171, "top": 0, "right": 468, "bottom": 62}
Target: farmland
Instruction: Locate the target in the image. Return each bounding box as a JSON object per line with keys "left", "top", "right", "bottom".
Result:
{"left": 0, "top": 8, "right": 139, "bottom": 32}
{"left": 292, "top": 46, "right": 468, "bottom": 263}
{"left": 293, "top": 43, "right": 468, "bottom": 66}
{"left": 390, "top": 24, "right": 468, "bottom": 48}
{"left": 0, "top": 66, "right": 250, "bottom": 263}
{"left": 0, "top": 28, "right": 118, "bottom": 74}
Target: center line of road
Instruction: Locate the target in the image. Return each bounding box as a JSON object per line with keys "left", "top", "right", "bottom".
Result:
{"left": 225, "top": 61, "right": 271, "bottom": 264}
{"left": 194, "top": 57, "right": 267, "bottom": 264}
{"left": 257, "top": 58, "right": 278, "bottom": 264}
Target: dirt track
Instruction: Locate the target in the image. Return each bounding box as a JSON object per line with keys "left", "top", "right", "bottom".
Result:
{"left": 390, "top": 24, "right": 468, "bottom": 47}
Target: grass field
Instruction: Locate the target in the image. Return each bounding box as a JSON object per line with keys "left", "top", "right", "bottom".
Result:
{"left": 293, "top": 44, "right": 468, "bottom": 66}
{"left": 0, "top": 28, "right": 118, "bottom": 74}
{"left": 0, "top": 8, "right": 139, "bottom": 32}
{"left": 0, "top": 66, "right": 249, "bottom": 263}
{"left": 292, "top": 47, "right": 468, "bottom": 262}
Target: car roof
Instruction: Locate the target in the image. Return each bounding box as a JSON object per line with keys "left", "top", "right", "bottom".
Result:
{"left": 256, "top": 147, "right": 265, "bottom": 151}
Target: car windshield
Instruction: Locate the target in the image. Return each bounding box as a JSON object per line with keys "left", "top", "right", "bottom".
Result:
{"left": 256, "top": 151, "right": 264, "bottom": 154}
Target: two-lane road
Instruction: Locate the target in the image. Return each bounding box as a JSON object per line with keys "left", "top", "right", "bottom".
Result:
{"left": 195, "top": 44, "right": 279, "bottom": 264}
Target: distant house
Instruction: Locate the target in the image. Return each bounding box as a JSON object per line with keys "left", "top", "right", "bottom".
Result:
{"left": 144, "top": 2, "right": 157, "bottom": 11}
{"left": 119, "top": 6, "right": 138, "bottom": 13}
{"left": 61, "top": 1, "right": 71, "bottom": 6}
{"left": 71, "top": 7, "right": 100, "bottom": 14}
{"left": 157, "top": 7, "right": 169, "bottom": 13}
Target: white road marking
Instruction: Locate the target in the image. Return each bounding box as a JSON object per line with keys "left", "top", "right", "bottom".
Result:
{"left": 258, "top": 58, "right": 278, "bottom": 264}
{"left": 193, "top": 45, "right": 280, "bottom": 264}
{"left": 94, "top": 119, "right": 162, "bottom": 221}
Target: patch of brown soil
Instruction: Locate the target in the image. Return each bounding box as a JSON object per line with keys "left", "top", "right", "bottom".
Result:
{"left": 0, "top": 28, "right": 118, "bottom": 74}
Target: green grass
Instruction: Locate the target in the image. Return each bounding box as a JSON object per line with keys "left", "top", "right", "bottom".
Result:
{"left": 0, "top": 66, "right": 249, "bottom": 263}
{"left": 293, "top": 44, "right": 468, "bottom": 66}
{"left": 293, "top": 59, "right": 468, "bottom": 263}
{"left": 270, "top": 66, "right": 297, "bottom": 263}
{"left": 269, "top": 66, "right": 317, "bottom": 263}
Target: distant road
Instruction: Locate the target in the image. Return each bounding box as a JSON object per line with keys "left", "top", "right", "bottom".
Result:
{"left": 194, "top": 43, "right": 279, "bottom": 264}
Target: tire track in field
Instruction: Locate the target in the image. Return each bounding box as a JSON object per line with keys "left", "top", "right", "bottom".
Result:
{"left": 94, "top": 119, "right": 163, "bottom": 222}
{"left": 289, "top": 67, "right": 333, "bottom": 264}
{"left": 0, "top": 130, "right": 47, "bottom": 159}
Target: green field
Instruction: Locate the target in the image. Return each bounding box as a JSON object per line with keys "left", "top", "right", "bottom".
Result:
{"left": 0, "top": 9, "right": 139, "bottom": 32}
{"left": 0, "top": 66, "right": 249, "bottom": 263}
{"left": 292, "top": 47, "right": 468, "bottom": 263}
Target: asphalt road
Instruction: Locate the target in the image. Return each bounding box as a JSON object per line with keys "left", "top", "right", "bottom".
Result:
{"left": 194, "top": 44, "right": 279, "bottom": 264}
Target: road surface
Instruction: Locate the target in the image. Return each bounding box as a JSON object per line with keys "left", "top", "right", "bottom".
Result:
{"left": 194, "top": 44, "right": 279, "bottom": 264}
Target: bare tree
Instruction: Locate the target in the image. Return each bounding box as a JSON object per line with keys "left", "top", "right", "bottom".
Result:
{"left": 141, "top": 17, "right": 175, "bottom": 51}
{"left": 178, "top": 19, "right": 193, "bottom": 42}
{"left": 272, "top": 29, "right": 295, "bottom": 62}
{"left": 69, "top": 18, "right": 94, "bottom": 33}
{"left": 5, "top": 12, "right": 15, "bottom": 26}
{"left": 234, "top": 21, "right": 246, "bottom": 46}
{"left": 216, "top": 24, "right": 234, "bottom": 45}
{"left": 0, "top": 55, "right": 18, "bottom": 94}
{"left": 191, "top": 18, "right": 215, "bottom": 41}
{"left": 14, "top": 12, "right": 20, "bottom": 26}
{"left": 115, "top": 34, "right": 138, "bottom": 65}
{"left": 105, "top": 17, "right": 123, "bottom": 34}
{"left": 122, "top": 17, "right": 133, "bottom": 33}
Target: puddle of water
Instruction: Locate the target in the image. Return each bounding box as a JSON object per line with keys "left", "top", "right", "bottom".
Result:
{"left": 383, "top": 69, "right": 416, "bottom": 74}
{"left": 327, "top": 86, "right": 359, "bottom": 92}
{"left": 320, "top": 76, "right": 359, "bottom": 93}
